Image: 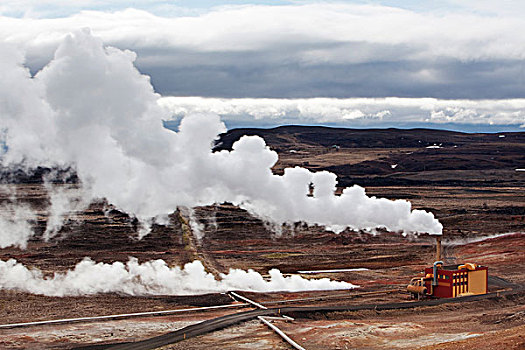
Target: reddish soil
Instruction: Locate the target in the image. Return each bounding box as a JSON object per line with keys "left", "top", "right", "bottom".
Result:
{"left": 0, "top": 127, "right": 523, "bottom": 349}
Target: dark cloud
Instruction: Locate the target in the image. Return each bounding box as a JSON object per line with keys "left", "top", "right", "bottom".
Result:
{"left": 4, "top": 4, "right": 525, "bottom": 100}
{"left": 136, "top": 50, "right": 525, "bottom": 99}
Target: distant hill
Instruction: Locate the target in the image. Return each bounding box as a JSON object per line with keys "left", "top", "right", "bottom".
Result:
{"left": 215, "top": 126, "right": 525, "bottom": 151}
{"left": 1, "top": 126, "right": 524, "bottom": 187}
{"left": 215, "top": 126, "right": 525, "bottom": 187}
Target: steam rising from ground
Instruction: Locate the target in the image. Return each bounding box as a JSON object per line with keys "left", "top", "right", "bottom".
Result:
{"left": 0, "top": 29, "right": 442, "bottom": 251}
{"left": 0, "top": 258, "right": 356, "bottom": 296}
{"left": 0, "top": 203, "right": 35, "bottom": 249}
{"left": 0, "top": 186, "right": 36, "bottom": 249}
{"left": 43, "top": 181, "right": 91, "bottom": 241}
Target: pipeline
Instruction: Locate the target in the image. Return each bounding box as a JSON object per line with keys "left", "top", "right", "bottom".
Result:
{"left": 258, "top": 316, "right": 305, "bottom": 350}
{"left": 436, "top": 236, "right": 442, "bottom": 261}
{"left": 96, "top": 285, "right": 523, "bottom": 350}
{"left": 0, "top": 303, "right": 249, "bottom": 330}
{"left": 432, "top": 261, "right": 443, "bottom": 286}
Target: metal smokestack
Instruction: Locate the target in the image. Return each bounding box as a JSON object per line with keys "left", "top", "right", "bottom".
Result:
{"left": 436, "top": 236, "right": 442, "bottom": 261}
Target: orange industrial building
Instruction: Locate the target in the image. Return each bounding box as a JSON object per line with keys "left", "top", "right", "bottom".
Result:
{"left": 408, "top": 261, "right": 488, "bottom": 299}
{"left": 407, "top": 237, "right": 488, "bottom": 299}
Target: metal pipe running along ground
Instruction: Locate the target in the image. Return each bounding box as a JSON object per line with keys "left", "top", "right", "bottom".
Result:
{"left": 0, "top": 303, "right": 248, "bottom": 330}
{"left": 229, "top": 291, "right": 300, "bottom": 348}
{"left": 229, "top": 291, "right": 294, "bottom": 321}
{"left": 258, "top": 316, "right": 305, "bottom": 350}
{"left": 96, "top": 286, "right": 522, "bottom": 350}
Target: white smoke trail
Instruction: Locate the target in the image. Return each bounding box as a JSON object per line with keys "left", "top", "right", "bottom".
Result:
{"left": 0, "top": 258, "right": 356, "bottom": 296}
{"left": 0, "top": 29, "right": 442, "bottom": 250}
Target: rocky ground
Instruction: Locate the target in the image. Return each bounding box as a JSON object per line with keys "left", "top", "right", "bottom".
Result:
{"left": 0, "top": 127, "right": 523, "bottom": 349}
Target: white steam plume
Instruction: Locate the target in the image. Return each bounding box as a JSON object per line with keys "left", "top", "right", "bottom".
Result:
{"left": 0, "top": 186, "right": 36, "bottom": 249}
{"left": 0, "top": 203, "right": 36, "bottom": 249}
{"left": 43, "top": 181, "right": 91, "bottom": 241}
{"left": 0, "top": 29, "right": 442, "bottom": 251}
{"left": 187, "top": 208, "right": 205, "bottom": 241}
{"left": 0, "top": 258, "right": 356, "bottom": 296}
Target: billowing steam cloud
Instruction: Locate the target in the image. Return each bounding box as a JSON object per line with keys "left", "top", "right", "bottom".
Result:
{"left": 0, "top": 29, "right": 442, "bottom": 252}
{"left": 0, "top": 258, "right": 356, "bottom": 296}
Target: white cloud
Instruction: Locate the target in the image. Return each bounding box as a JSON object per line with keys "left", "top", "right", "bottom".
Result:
{"left": 1, "top": 4, "right": 525, "bottom": 63}
{"left": 1, "top": 4, "right": 525, "bottom": 99}
{"left": 159, "top": 96, "right": 525, "bottom": 126}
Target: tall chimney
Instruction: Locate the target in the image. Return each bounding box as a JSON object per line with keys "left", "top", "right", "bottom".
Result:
{"left": 436, "top": 236, "right": 442, "bottom": 261}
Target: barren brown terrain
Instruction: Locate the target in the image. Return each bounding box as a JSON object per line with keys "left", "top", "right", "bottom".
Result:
{"left": 0, "top": 127, "right": 524, "bottom": 349}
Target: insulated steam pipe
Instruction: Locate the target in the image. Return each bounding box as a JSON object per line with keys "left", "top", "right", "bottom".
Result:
{"left": 433, "top": 261, "right": 444, "bottom": 286}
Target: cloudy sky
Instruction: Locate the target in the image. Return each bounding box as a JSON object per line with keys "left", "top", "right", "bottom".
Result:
{"left": 1, "top": 0, "right": 524, "bottom": 130}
